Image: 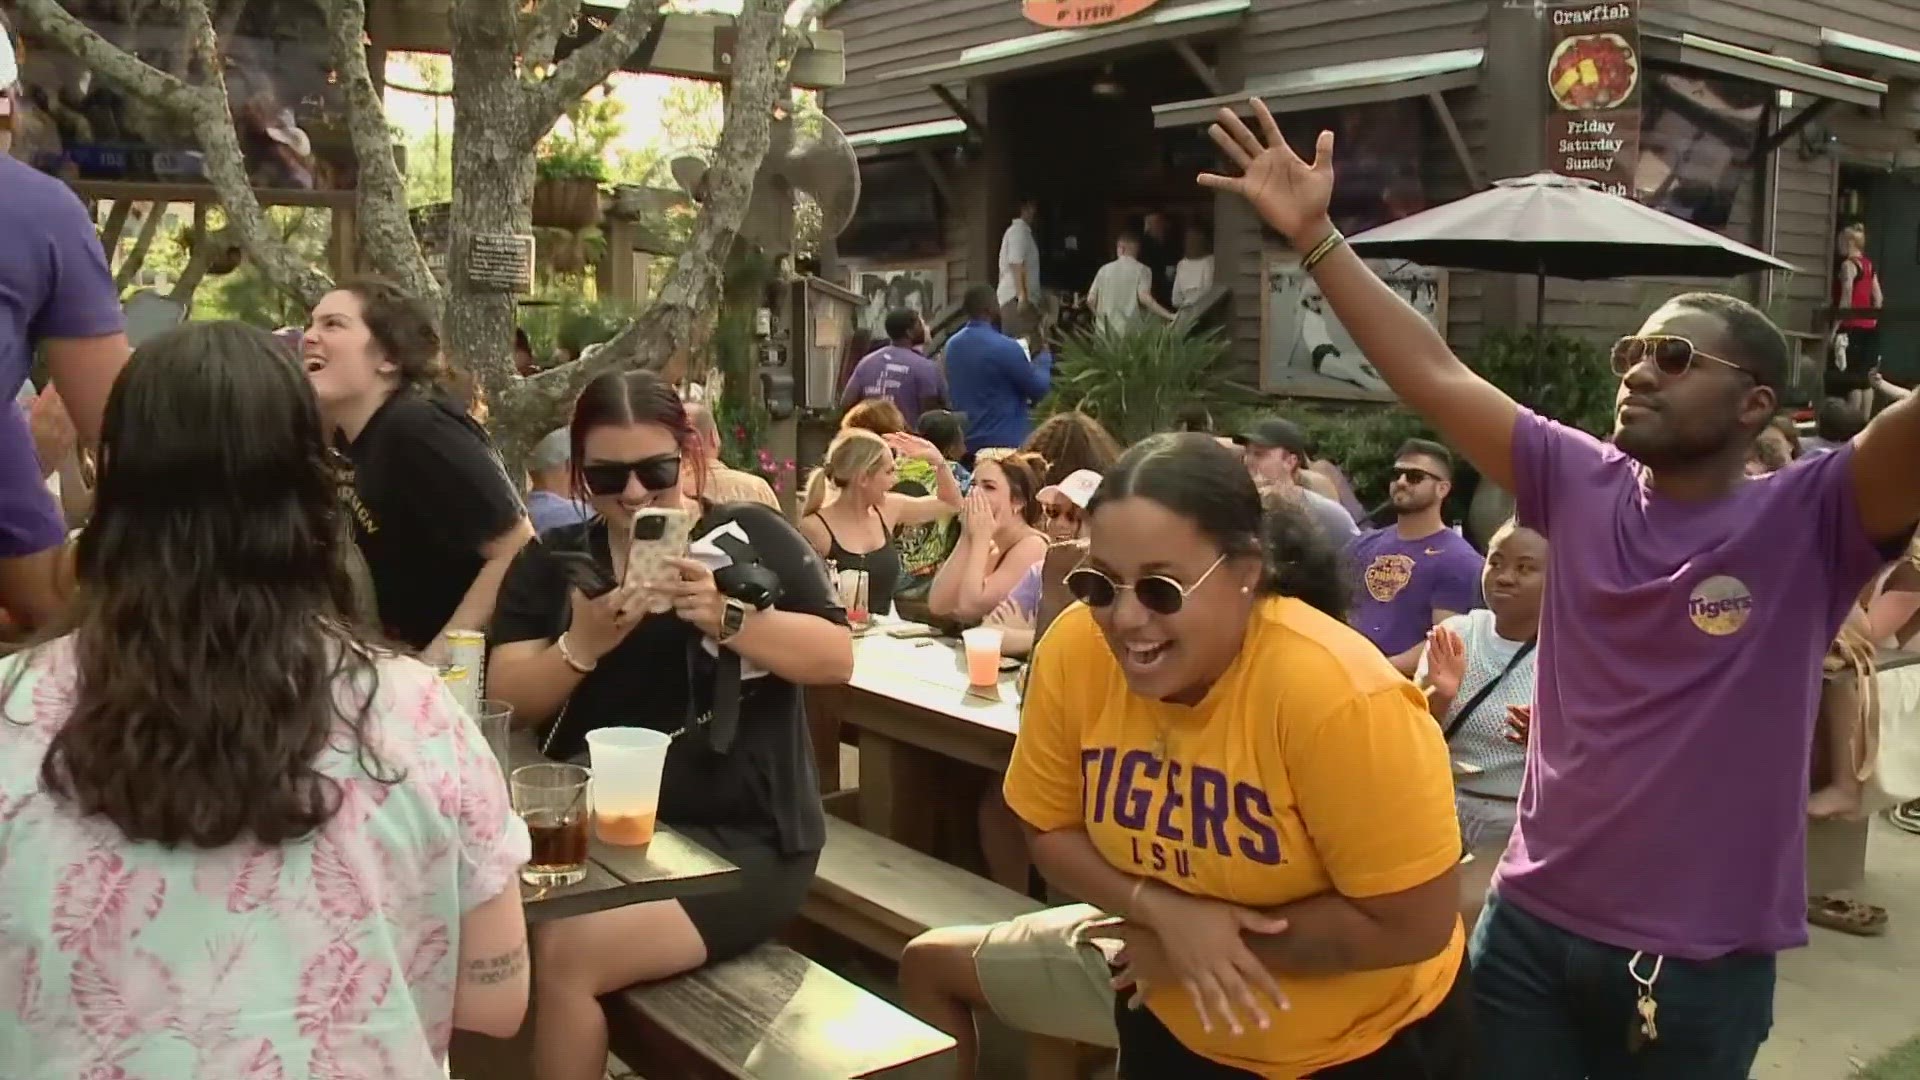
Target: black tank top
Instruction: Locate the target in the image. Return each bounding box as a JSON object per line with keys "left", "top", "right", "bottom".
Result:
{"left": 809, "top": 508, "right": 902, "bottom": 618}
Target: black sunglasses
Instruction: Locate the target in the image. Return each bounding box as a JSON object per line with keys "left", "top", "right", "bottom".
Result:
{"left": 1393, "top": 467, "right": 1441, "bottom": 485}
{"left": 1066, "top": 554, "right": 1228, "bottom": 617}
{"left": 580, "top": 454, "right": 682, "bottom": 496}
{"left": 1610, "top": 335, "right": 1753, "bottom": 381}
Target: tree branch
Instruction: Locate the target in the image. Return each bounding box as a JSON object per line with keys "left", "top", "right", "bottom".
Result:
{"left": 13, "top": 0, "right": 203, "bottom": 117}
{"left": 523, "top": 0, "right": 665, "bottom": 137}
{"left": 327, "top": 0, "right": 442, "bottom": 301}
{"left": 506, "top": 0, "right": 789, "bottom": 420}
{"left": 18, "top": 0, "right": 332, "bottom": 306}
{"left": 524, "top": 0, "right": 587, "bottom": 72}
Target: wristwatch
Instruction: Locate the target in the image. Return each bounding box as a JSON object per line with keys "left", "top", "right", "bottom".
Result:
{"left": 716, "top": 596, "right": 752, "bottom": 643}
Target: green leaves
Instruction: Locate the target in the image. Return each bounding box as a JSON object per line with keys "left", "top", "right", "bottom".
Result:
{"left": 1040, "top": 320, "right": 1237, "bottom": 445}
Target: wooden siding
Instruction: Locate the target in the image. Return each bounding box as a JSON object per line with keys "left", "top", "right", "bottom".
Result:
{"left": 821, "top": 1, "right": 1032, "bottom": 135}
{"left": 1643, "top": 0, "right": 1920, "bottom": 60}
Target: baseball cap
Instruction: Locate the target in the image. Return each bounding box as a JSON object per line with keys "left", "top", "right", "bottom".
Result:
{"left": 1, "top": 24, "right": 17, "bottom": 113}
{"left": 1036, "top": 468, "right": 1102, "bottom": 510}
{"left": 1233, "top": 418, "right": 1310, "bottom": 457}
{"left": 527, "top": 427, "right": 571, "bottom": 472}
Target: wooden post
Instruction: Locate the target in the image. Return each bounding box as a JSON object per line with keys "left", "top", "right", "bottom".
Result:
{"left": 329, "top": 204, "right": 360, "bottom": 279}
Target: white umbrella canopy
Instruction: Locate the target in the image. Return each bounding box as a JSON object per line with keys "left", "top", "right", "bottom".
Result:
{"left": 1349, "top": 172, "right": 1794, "bottom": 277}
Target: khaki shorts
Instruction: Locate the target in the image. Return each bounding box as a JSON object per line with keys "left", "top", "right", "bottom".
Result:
{"left": 973, "top": 903, "right": 1119, "bottom": 1049}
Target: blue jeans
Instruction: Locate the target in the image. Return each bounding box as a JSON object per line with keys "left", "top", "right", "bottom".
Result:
{"left": 1469, "top": 892, "right": 1774, "bottom": 1080}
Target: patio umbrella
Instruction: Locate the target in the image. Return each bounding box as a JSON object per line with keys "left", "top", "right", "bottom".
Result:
{"left": 1347, "top": 172, "right": 1796, "bottom": 333}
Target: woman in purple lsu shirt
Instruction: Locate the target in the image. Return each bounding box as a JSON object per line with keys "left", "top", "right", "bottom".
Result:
{"left": 1201, "top": 100, "right": 1920, "bottom": 1078}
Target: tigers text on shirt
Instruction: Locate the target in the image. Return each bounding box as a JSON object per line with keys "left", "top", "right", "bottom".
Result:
{"left": 1005, "top": 598, "right": 1464, "bottom": 1076}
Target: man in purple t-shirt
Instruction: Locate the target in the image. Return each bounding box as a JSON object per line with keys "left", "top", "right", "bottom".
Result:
{"left": 1344, "top": 437, "right": 1483, "bottom": 667}
{"left": 840, "top": 308, "right": 945, "bottom": 425}
{"left": 1206, "top": 106, "right": 1920, "bottom": 1078}
{"left": 1, "top": 31, "right": 132, "bottom": 628}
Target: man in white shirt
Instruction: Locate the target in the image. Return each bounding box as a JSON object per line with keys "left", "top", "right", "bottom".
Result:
{"left": 1087, "top": 233, "right": 1172, "bottom": 331}
{"left": 997, "top": 199, "right": 1042, "bottom": 337}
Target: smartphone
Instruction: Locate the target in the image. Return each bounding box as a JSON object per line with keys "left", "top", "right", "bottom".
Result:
{"left": 886, "top": 623, "right": 942, "bottom": 640}
{"left": 628, "top": 508, "right": 695, "bottom": 614}
{"left": 554, "top": 551, "right": 617, "bottom": 600}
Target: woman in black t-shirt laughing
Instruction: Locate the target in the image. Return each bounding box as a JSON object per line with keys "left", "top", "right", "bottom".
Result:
{"left": 487, "top": 370, "right": 853, "bottom": 1080}
{"left": 304, "top": 279, "right": 532, "bottom": 655}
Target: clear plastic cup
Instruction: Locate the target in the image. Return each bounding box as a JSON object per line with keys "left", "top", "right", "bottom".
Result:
{"left": 962, "top": 626, "right": 1004, "bottom": 687}
{"left": 585, "top": 727, "right": 671, "bottom": 847}
{"left": 475, "top": 699, "right": 513, "bottom": 776}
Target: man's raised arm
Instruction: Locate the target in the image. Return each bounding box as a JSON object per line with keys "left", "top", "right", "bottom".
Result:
{"left": 1198, "top": 100, "right": 1522, "bottom": 491}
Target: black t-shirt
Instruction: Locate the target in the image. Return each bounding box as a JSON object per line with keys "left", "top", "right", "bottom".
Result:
{"left": 490, "top": 503, "right": 846, "bottom": 856}
{"left": 342, "top": 389, "right": 524, "bottom": 650}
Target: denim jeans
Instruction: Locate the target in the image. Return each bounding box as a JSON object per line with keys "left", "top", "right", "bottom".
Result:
{"left": 1469, "top": 891, "right": 1775, "bottom": 1080}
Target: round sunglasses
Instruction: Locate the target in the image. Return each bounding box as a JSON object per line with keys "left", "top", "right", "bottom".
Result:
{"left": 1065, "top": 554, "right": 1229, "bottom": 616}
{"left": 580, "top": 454, "right": 682, "bottom": 496}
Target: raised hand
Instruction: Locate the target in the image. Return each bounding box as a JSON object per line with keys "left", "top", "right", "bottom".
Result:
{"left": 1425, "top": 625, "right": 1467, "bottom": 700}
{"left": 1505, "top": 703, "right": 1532, "bottom": 746}
{"left": 1197, "top": 100, "right": 1336, "bottom": 248}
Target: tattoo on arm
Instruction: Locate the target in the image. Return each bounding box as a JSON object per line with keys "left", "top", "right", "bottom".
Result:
{"left": 462, "top": 945, "right": 528, "bottom": 987}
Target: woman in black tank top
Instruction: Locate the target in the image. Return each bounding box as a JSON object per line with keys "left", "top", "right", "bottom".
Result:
{"left": 798, "top": 428, "right": 963, "bottom": 617}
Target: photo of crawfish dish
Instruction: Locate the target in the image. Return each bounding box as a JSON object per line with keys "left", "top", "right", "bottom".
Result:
{"left": 1549, "top": 33, "right": 1639, "bottom": 110}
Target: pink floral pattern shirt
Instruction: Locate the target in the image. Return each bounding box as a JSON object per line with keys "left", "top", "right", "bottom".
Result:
{"left": 0, "top": 639, "right": 530, "bottom": 1079}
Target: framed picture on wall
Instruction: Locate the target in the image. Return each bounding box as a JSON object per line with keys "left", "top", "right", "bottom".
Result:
{"left": 1260, "top": 254, "right": 1447, "bottom": 401}
{"left": 845, "top": 262, "right": 947, "bottom": 334}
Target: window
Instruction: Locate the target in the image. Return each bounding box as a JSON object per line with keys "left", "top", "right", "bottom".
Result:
{"left": 1633, "top": 70, "right": 1769, "bottom": 232}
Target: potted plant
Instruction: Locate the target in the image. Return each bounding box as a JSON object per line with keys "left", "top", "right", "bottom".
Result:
{"left": 1042, "top": 321, "right": 1237, "bottom": 445}
{"left": 532, "top": 146, "right": 608, "bottom": 230}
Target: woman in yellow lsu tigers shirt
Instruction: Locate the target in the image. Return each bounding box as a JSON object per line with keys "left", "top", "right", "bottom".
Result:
{"left": 1004, "top": 433, "right": 1470, "bottom": 1078}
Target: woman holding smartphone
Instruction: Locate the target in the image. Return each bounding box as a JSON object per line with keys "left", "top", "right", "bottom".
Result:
{"left": 487, "top": 370, "right": 854, "bottom": 1080}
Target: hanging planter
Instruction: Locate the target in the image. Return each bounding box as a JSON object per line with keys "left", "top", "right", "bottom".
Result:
{"left": 533, "top": 148, "right": 608, "bottom": 230}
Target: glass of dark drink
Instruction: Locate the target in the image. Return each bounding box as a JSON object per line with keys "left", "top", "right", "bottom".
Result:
{"left": 511, "top": 762, "right": 591, "bottom": 887}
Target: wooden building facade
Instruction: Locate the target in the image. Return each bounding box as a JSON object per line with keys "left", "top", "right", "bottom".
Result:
{"left": 821, "top": 0, "right": 1920, "bottom": 400}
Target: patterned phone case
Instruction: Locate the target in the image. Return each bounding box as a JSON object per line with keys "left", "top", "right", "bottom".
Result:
{"left": 628, "top": 508, "right": 695, "bottom": 613}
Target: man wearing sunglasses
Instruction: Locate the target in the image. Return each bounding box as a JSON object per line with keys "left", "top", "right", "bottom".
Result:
{"left": 1345, "top": 438, "right": 1482, "bottom": 671}
{"left": 1204, "top": 100, "right": 1920, "bottom": 1079}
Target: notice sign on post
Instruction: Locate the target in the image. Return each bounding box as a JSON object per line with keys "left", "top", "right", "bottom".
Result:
{"left": 1021, "top": 0, "right": 1162, "bottom": 29}
{"left": 1544, "top": 1, "right": 1642, "bottom": 196}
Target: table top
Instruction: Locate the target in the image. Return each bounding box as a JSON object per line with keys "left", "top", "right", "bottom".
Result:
{"left": 1879, "top": 648, "right": 1920, "bottom": 673}
{"left": 848, "top": 631, "right": 1023, "bottom": 738}
{"left": 505, "top": 729, "right": 741, "bottom": 923}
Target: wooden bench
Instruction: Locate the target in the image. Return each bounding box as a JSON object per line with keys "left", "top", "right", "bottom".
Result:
{"left": 603, "top": 942, "right": 955, "bottom": 1079}
{"left": 804, "top": 818, "right": 1106, "bottom": 1080}
{"left": 805, "top": 815, "right": 1044, "bottom": 961}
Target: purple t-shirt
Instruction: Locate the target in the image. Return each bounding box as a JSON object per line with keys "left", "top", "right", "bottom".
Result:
{"left": 1, "top": 157, "right": 125, "bottom": 399}
{"left": 1497, "top": 409, "right": 1894, "bottom": 959}
{"left": 841, "top": 345, "right": 945, "bottom": 425}
{"left": 1006, "top": 561, "right": 1044, "bottom": 622}
{"left": 2, "top": 158, "right": 123, "bottom": 562}
{"left": 1344, "top": 525, "right": 1483, "bottom": 655}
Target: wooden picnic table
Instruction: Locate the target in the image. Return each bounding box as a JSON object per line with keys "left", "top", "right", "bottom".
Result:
{"left": 504, "top": 728, "right": 742, "bottom": 923}
{"left": 823, "top": 631, "right": 1024, "bottom": 862}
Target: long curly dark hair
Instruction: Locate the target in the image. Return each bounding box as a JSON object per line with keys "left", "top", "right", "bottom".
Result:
{"left": 4, "top": 322, "right": 394, "bottom": 848}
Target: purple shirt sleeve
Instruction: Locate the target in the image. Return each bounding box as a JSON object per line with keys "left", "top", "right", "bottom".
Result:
{"left": 31, "top": 180, "right": 125, "bottom": 342}
{"left": 1509, "top": 407, "right": 1612, "bottom": 539}
{"left": 1782, "top": 443, "right": 1911, "bottom": 623}
{"left": 1432, "top": 545, "right": 1485, "bottom": 613}
{"left": 0, "top": 404, "right": 67, "bottom": 558}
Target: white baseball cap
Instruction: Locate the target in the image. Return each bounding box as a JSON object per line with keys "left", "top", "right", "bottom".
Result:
{"left": 1, "top": 24, "right": 17, "bottom": 100}
{"left": 1037, "top": 469, "right": 1102, "bottom": 510}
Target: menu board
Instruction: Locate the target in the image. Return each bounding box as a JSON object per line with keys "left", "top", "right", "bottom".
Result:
{"left": 1544, "top": 0, "right": 1642, "bottom": 196}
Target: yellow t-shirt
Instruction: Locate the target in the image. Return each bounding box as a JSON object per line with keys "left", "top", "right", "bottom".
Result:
{"left": 1003, "top": 597, "right": 1465, "bottom": 1078}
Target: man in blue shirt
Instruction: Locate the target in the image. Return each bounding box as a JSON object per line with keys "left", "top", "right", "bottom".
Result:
{"left": 945, "top": 285, "right": 1051, "bottom": 455}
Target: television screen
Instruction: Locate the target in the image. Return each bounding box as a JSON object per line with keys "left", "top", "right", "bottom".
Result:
{"left": 839, "top": 155, "right": 945, "bottom": 261}
{"left": 8, "top": 0, "right": 353, "bottom": 189}
{"left": 1633, "top": 70, "right": 1768, "bottom": 231}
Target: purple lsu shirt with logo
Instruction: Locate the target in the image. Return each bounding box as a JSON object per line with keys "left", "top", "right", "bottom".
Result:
{"left": 1497, "top": 408, "right": 1895, "bottom": 959}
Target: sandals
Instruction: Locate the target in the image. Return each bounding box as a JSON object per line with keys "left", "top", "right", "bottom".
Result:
{"left": 1808, "top": 894, "right": 1889, "bottom": 937}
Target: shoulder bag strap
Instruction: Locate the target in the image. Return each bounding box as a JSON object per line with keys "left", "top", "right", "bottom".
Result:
{"left": 1442, "top": 639, "right": 1536, "bottom": 743}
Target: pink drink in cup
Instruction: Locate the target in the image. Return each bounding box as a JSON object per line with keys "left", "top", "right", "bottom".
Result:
{"left": 585, "top": 727, "right": 671, "bottom": 846}
{"left": 962, "top": 626, "right": 1003, "bottom": 687}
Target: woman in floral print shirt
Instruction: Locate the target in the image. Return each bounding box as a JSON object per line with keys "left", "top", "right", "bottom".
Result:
{"left": 0, "top": 323, "right": 531, "bottom": 1078}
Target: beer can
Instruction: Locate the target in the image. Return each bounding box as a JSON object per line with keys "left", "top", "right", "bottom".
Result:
{"left": 446, "top": 629, "right": 487, "bottom": 701}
